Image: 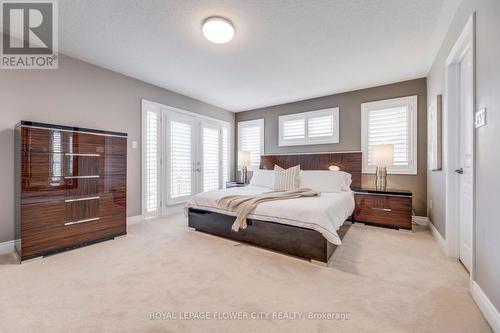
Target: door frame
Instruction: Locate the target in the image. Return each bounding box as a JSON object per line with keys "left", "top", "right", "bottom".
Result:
{"left": 141, "top": 99, "right": 232, "bottom": 217}
{"left": 443, "top": 14, "right": 476, "bottom": 277}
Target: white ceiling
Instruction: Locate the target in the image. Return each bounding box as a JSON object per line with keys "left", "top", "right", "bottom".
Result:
{"left": 59, "top": 0, "right": 459, "bottom": 112}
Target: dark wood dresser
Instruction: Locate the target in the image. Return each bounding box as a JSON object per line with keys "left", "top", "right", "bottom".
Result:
{"left": 353, "top": 188, "right": 412, "bottom": 230}
{"left": 15, "top": 121, "right": 127, "bottom": 261}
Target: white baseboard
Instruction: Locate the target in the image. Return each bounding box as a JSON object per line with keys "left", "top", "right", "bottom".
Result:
{"left": 0, "top": 240, "right": 15, "bottom": 255}
{"left": 128, "top": 206, "right": 184, "bottom": 226}
{"left": 127, "top": 215, "right": 144, "bottom": 225}
{"left": 472, "top": 281, "right": 500, "bottom": 332}
{"left": 412, "top": 216, "right": 429, "bottom": 226}
{"left": 165, "top": 204, "right": 184, "bottom": 216}
{"left": 429, "top": 220, "right": 448, "bottom": 255}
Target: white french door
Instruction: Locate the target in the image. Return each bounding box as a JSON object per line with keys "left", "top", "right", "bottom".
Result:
{"left": 200, "top": 120, "right": 221, "bottom": 192}
{"left": 167, "top": 113, "right": 196, "bottom": 205}
{"left": 142, "top": 100, "right": 230, "bottom": 217}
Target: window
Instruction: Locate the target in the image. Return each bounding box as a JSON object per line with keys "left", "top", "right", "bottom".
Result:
{"left": 278, "top": 108, "right": 339, "bottom": 146}
{"left": 142, "top": 106, "right": 161, "bottom": 217}
{"left": 221, "top": 126, "right": 230, "bottom": 185}
{"left": 237, "top": 119, "right": 264, "bottom": 168}
{"left": 361, "top": 95, "right": 418, "bottom": 174}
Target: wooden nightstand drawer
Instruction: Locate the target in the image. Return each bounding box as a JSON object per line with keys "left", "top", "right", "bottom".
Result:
{"left": 354, "top": 192, "right": 412, "bottom": 230}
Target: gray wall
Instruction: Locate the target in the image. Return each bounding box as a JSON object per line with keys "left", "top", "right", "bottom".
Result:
{"left": 236, "top": 78, "right": 428, "bottom": 215}
{"left": 0, "top": 53, "right": 234, "bottom": 243}
{"left": 427, "top": 0, "right": 500, "bottom": 311}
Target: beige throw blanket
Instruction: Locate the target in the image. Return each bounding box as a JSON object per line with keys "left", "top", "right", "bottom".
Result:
{"left": 216, "top": 189, "right": 320, "bottom": 232}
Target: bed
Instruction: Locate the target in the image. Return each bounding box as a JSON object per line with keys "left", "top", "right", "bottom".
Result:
{"left": 186, "top": 152, "right": 362, "bottom": 265}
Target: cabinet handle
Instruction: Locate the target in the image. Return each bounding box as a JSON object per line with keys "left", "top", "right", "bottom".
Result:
{"left": 65, "top": 196, "right": 100, "bottom": 203}
{"left": 371, "top": 208, "right": 392, "bottom": 212}
{"left": 65, "top": 153, "right": 100, "bottom": 157}
{"left": 64, "top": 175, "right": 100, "bottom": 179}
{"left": 65, "top": 217, "right": 100, "bottom": 226}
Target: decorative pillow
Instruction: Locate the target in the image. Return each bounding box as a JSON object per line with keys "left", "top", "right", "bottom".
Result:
{"left": 299, "top": 170, "right": 352, "bottom": 192}
{"left": 249, "top": 169, "right": 274, "bottom": 188}
{"left": 272, "top": 165, "right": 301, "bottom": 191}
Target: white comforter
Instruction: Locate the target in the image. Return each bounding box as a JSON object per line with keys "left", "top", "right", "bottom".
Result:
{"left": 185, "top": 186, "right": 355, "bottom": 245}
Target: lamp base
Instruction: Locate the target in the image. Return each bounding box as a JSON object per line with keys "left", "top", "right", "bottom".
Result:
{"left": 241, "top": 166, "right": 249, "bottom": 184}
{"left": 375, "top": 166, "right": 387, "bottom": 191}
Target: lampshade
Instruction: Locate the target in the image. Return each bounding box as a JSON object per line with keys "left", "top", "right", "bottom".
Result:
{"left": 238, "top": 151, "right": 251, "bottom": 167}
{"left": 372, "top": 144, "right": 394, "bottom": 167}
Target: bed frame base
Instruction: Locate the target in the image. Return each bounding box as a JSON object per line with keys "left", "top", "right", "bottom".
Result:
{"left": 188, "top": 208, "right": 346, "bottom": 265}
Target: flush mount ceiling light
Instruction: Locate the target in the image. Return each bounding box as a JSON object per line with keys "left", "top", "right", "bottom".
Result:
{"left": 202, "top": 17, "right": 235, "bottom": 44}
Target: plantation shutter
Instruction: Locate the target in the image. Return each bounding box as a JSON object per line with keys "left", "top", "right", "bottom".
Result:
{"left": 366, "top": 106, "right": 410, "bottom": 167}
{"left": 202, "top": 127, "right": 220, "bottom": 192}
{"left": 279, "top": 108, "right": 339, "bottom": 146}
{"left": 221, "top": 126, "right": 229, "bottom": 186}
{"left": 144, "top": 108, "right": 160, "bottom": 216}
{"left": 308, "top": 114, "right": 334, "bottom": 138}
{"left": 238, "top": 120, "right": 263, "bottom": 168}
{"left": 170, "top": 120, "right": 192, "bottom": 199}
{"left": 283, "top": 118, "right": 305, "bottom": 141}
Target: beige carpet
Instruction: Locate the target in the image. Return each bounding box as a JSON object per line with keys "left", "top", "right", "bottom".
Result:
{"left": 0, "top": 214, "right": 491, "bottom": 333}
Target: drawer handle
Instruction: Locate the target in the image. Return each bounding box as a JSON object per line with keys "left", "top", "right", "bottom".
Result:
{"left": 65, "top": 217, "right": 100, "bottom": 226}
{"left": 64, "top": 175, "right": 100, "bottom": 179}
{"left": 65, "top": 153, "right": 100, "bottom": 157}
{"left": 371, "top": 208, "right": 392, "bottom": 212}
{"left": 65, "top": 196, "right": 100, "bottom": 203}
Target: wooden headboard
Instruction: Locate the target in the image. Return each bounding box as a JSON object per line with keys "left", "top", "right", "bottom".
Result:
{"left": 260, "top": 152, "right": 362, "bottom": 188}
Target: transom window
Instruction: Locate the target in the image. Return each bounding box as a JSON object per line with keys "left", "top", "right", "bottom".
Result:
{"left": 278, "top": 108, "right": 339, "bottom": 146}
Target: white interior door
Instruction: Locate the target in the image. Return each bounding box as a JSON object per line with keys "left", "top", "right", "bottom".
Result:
{"left": 167, "top": 113, "right": 196, "bottom": 205}
{"left": 199, "top": 120, "right": 221, "bottom": 192}
{"left": 458, "top": 47, "right": 474, "bottom": 272}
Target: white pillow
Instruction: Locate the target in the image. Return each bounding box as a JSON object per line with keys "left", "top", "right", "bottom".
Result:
{"left": 299, "top": 170, "right": 352, "bottom": 192}
{"left": 249, "top": 169, "right": 274, "bottom": 188}
{"left": 272, "top": 165, "right": 301, "bottom": 191}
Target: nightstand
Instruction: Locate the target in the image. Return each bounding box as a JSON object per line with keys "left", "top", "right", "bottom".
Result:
{"left": 225, "top": 182, "right": 248, "bottom": 188}
{"left": 352, "top": 188, "right": 412, "bottom": 230}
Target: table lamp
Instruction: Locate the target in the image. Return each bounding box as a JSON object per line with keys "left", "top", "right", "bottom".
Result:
{"left": 372, "top": 144, "right": 394, "bottom": 191}
{"left": 238, "top": 151, "right": 251, "bottom": 184}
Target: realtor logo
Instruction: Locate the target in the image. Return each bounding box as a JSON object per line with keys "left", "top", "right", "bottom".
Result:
{"left": 1, "top": 0, "right": 58, "bottom": 69}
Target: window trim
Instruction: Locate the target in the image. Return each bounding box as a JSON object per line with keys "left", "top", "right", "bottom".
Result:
{"left": 237, "top": 118, "right": 265, "bottom": 170}
{"left": 361, "top": 95, "right": 418, "bottom": 175}
{"left": 278, "top": 107, "right": 339, "bottom": 146}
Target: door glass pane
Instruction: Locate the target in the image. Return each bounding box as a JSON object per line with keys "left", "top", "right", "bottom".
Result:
{"left": 145, "top": 110, "right": 159, "bottom": 213}
{"left": 170, "top": 120, "right": 192, "bottom": 198}
{"left": 203, "top": 127, "right": 220, "bottom": 192}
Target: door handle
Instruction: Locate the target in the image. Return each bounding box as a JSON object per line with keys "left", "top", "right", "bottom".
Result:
{"left": 455, "top": 168, "right": 464, "bottom": 174}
